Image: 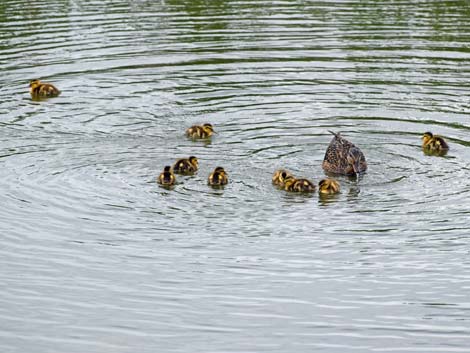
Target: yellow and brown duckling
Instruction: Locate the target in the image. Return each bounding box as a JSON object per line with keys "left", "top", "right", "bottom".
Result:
{"left": 186, "top": 123, "right": 215, "bottom": 139}
{"left": 283, "top": 175, "right": 316, "bottom": 193}
{"left": 422, "top": 132, "right": 449, "bottom": 155}
{"left": 208, "top": 166, "right": 228, "bottom": 186}
{"left": 322, "top": 131, "right": 367, "bottom": 176}
{"left": 29, "top": 79, "right": 61, "bottom": 99}
{"left": 172, "top": 156, "right": 199, "bottom": 174}
{"left": 318, "top": 178, "right": 340, "bottom": 195}
{"left": 158, "top": 166, "right": 176, "bottom": 186}
{"left": 272, "top": 169, "right": 294, "bottom": 188}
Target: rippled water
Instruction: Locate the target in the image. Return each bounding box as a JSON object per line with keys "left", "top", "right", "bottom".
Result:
{"left": 2, "top": 0, "right": 470, "bottom": 352}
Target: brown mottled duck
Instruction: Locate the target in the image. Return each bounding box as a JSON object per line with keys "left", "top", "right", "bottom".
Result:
{"left": 318, "top": 178, "right": 340, "bottom": 195}
{"left": 186, "top": 123, "right": 215, "bottom": 139}
{"left": 172, "top": 156, "right": 198, "bottom": 174}
{"left": 283, "top": 175, "right": 316, "bottom": 193}
{"left": 422, "top": 132, "right": 449, "bottom": 155}
{"left": 158, "top": 166, "right": 176, "bottom": 186}
{"left": 29, "top": 79, "right": 61, "bottom": 99}
{"left": 208, "top": 166, "right": 228, "bottom": 186}
{"left": 322, "top": 131, "right": 367, "bottom": 176}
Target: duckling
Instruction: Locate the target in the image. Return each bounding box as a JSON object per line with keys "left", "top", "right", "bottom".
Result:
{"left": 322, "top": 131, "right": 367, "bottom": 176}
{"left": 186, "top": 123, "right": 215, "bottom": 139}
{"left": 208, "top": 166, "right": 228, "bottom": 186}
{"left": 283, "top": 175, "right": 316, "bottom": 193}
{"left": 272, "top": 169, "right": 294, "bottom": 187}
{"left": 172, "top": 156, "right": 198, "bottom": 174}
{"left": 158, "top": 166, "right": 176, "bottom": 186}
{"left": 318, "top": 178, "right": 340, "bottom": 195}
{"left": 422, "top": 132, "right": 449, "bottom": 154}
{"left": 29, "top": 79, "right": 61, "bottom": 98}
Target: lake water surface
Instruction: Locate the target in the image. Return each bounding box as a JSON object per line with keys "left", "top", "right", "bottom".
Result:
{"left": 1, "top": 0, "right": 470, "bottom": 352}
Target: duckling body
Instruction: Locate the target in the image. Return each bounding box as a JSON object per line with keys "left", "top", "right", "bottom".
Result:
{"left": 422, "top": 132, "right": 449, "bottom": 154}
{"left": 29, "top": 79, "right": 61, "bottom": 98}
{"left": 186, "top": 123, "right": 214, "bottom": 139}
{"left": 322, "top": 131, "right": 367, "bottom": 176}
{"left": 158, "top": 166, "right": 176, "bottom": 186}
{"left": 172, "top": 156, "right": 198, "bottom": 174}
{"left": 272, "top": 169, "right": 294, "bottom": 188}
{"left": 208, "top": 167, "right": 228, "bottom": 186}
{"left": 283, "top": 176, "right": 316, "bottom": 193}
{"left": 318, "top": 178, "right": 340, "bottom": 195}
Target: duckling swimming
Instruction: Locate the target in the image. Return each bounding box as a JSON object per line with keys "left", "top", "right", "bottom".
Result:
{"left": 208, "top": 166, "right": 228, "bottom": 186}
{"left": 283, "top": 175, "right": 316, "bottom": 193}
{"left": 422, "top": 132, "right": 449, "bottom": 154}
{"left": 322, "top": 131, "right": 367, "bottom": 176}
{"left": 172, "top": 156, "right": 198, "bottom": 174}
{"left": 158, "top": 166, "right": 176, "bottom": 186}
{"left": 29, "top": 79, "right": 61, "bottom": 98}
{"left": 272, "top": 169, "right": 294, "bottom": 188}
{"left": 318, "top": 178, "right": 340, "bottom": 195}
{"left": 186, "top": 123, "right": 215, "bottom": 139}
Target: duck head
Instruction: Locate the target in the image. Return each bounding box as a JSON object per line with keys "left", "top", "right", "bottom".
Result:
{"left": 347, "top": 147, "right": 363, "bottom": 175}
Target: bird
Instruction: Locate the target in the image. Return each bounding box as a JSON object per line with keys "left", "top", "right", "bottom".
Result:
{"left": 158, "top": 166, "right": 176, "bottom": 186}
{"left": 318, "top": 178, "right": 340, "bottom": 195}
{"left": 283, "top": 175, "right": 316, "bottom": 193}
{"left": 322, "top": 131, "right": 367, "bottom": 176}
{"left": 172, "top": 156, "right": 199, "bottom": 174}
{"left": 422, "top": 132, "right": 449, "bottom": 154}
{"left": 272, "top": 169, "right": 294, "bottom": 188}
{"left": 208, "top": 166, "right": 228, "bottom": 186}
{"left": 186, "top": 123, "right": 215, "bottom": 139}
{"left": 29, "top": 79, "right": 61, "bottom": 99}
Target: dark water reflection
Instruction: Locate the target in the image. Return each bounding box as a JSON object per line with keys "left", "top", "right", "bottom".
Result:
{"left": 1, "top": 0, "right": 470, "bottom": 352}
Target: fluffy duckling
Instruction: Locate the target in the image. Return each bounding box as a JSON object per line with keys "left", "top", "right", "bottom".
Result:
{"left": 272, "top": 169, "right": 294, "bottom": 188}
{"left": 283, "top": 175, "right": 316, "bottom": 193}
{"left": 422, "top": 132, "right": 449, "bottom": 154}
{"left": 322, "top": 131, "right": 367, "bottom": 176}
{"left": 172, "top": 156, "right": 198, "bottom": 174}
{"left": 186, "top": 123, "right": 215, "bottom": 139}
{"left": 29, "top": 79, "right": 61, "bottom": 98}
{"left": 208, "top": 166, "right": 228, "bottom": 186}
{"left": 158, "top": 166, "right": 176, "bottom": 186}
{"left": 318, "top": 178, "right": 340, "bottom": 195}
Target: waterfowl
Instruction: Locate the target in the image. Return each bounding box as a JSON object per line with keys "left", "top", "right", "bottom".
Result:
{"left": 29, "top": 79, "right": 61, "bottom": 98}
{"left": 208, "top": 166, "right": 228, "bottom": 186}
{"left": 283, "top": 175, "right": 316, "bottom": 193}
{"left": 422, "top": 132, "right": 449, "bottom": 154}
{"left": 322, "top": 131, "right": 367, "bottom": 176}
{"left": 318, "top": 178, "right": 340, "bottom": 195}
{"left": 272, "top": 169, "right": 294, "bottom": 187}
{"left": 158, "top": 166, "right": 176, "bottom": 186}
{"left": 186, "top": 123, "right": 215, "bottom": 139}
{"left": 172, "top": 156, "right": 198, "bottom": 174}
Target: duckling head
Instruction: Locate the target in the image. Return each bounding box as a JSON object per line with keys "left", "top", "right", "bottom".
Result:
{"left": 189, "top": 156, "right": 198, "bottom": 168}
{"left": 29, "top": 79, "right": 41, "bottom": 88}
{"left": 273, "top": 169, "right": 292, "bottom": 185}
{"left": 280, "top": 170, "right": 289, "bottom": 180}
{"left": 347, "top": 147, "right": 363, "bottom": 174}
{"left": 203, "top": 123, "right": 214, "bottom": 131}
{"left": 214, "top": 166, "right": 225, "bottom": 173}
{"left": 163, "top": 165, "right": 172, "bottom": 172}
{"left": 422, "top": 132, "right": 433, "bottom": 145}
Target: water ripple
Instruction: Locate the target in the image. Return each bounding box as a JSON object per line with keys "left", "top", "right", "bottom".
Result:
{"left": 2, "top": 0, "right": 470, "bottom": 352}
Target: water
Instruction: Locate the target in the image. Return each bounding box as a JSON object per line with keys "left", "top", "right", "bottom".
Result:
{"left": 1, "top": 0, "right": 470, "bottom": 352}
